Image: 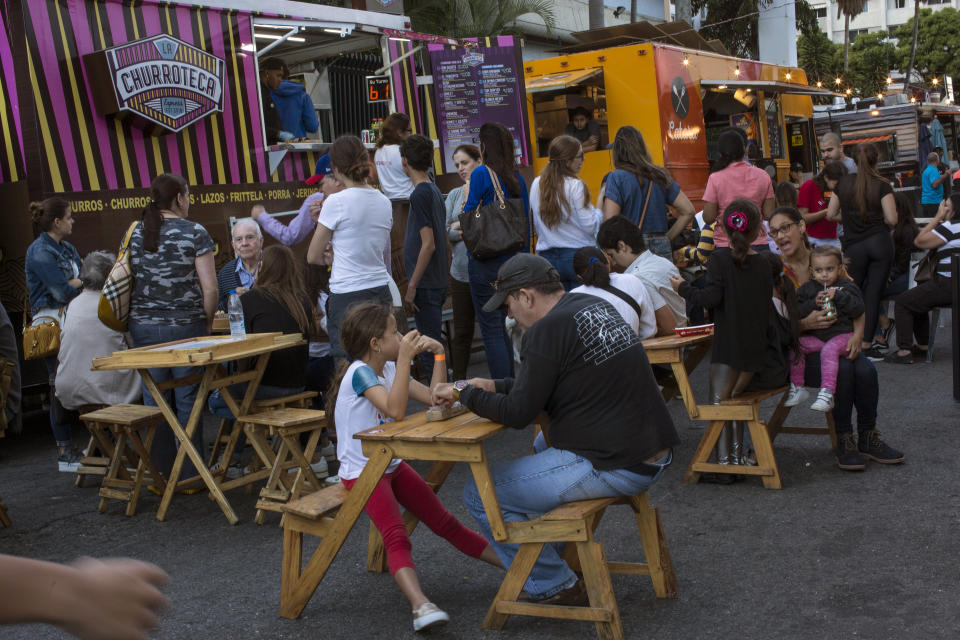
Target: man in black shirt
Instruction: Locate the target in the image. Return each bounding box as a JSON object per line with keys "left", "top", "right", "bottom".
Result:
{"left": 259, "top": 58, "right": 284, "bottom": 145}
{"left": 432, "top": 254, "right": 678, "bottom": 605}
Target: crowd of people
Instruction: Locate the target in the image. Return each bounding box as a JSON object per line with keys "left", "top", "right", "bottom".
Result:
{"left": 12, "top": 115, "right": 960, "bottom": 637}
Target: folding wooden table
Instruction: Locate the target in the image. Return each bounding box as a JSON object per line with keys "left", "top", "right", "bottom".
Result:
{"left": 91, "top": 332, "right": 302, "bottom": 524}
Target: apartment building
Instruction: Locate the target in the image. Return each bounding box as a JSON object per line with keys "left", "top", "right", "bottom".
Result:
{"left": 809, "top": 0, "right": 960, "bottom": 43}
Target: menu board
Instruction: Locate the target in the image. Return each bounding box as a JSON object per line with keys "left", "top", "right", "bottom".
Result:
{"left": 428, "top": 36, "right": 530, "bottom": 173}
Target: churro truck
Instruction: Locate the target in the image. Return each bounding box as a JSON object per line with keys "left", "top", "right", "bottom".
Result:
{"left": 522, "top": 23, "right": 838, "bottom": 205}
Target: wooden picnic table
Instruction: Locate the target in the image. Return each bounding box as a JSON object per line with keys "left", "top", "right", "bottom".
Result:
{"left": 641, "top": 332, "right": 713, "bottom": 419}
{"left": 91, "top": 332, "right": 302, "bottom": 524}
{"left": 280, "top": 408, "right": 506, "bottom": 618}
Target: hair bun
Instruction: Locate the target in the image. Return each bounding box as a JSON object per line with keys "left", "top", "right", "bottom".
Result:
{"left": 29, "top": 201, "right": 44, "bottom": 221}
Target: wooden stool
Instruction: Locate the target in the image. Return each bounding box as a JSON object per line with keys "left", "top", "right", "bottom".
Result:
{"left": 684, "top": 386, "right": 839, "bottom": 489}
{"left": 281, "top": 483, "right": 348, "bottom": 605}
{"left": 74, "top": 403, "right": 108, "bottom": 488}
{"left": 79, "top": 404, "right": 166, "bottom": 516}
{"left": 236, "top": 407, "right": 326, "bottom": 524}
{"left": 0, "top": 493, "right": 10, "bottom": 527}
{"left": 208, "top": 391, "right": 318, "bottom": 477}
{"left": 483, "top": 493, "right": 677, "bottom": 640}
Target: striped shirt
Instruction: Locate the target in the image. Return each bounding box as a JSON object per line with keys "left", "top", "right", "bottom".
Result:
{"left": 680, "top": 223, "right": 715, "bottom": 266}
{"left": 931, "top": 220, "right": 960, "bottom": 276}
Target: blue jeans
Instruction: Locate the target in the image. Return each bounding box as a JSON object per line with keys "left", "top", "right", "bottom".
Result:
{"left": 467, "top": 255, "right": 514, "bottom": 379}
{"left": 642, "top": 234, "right": 673, "bottom": 262}
{"left": 327, "top": 285, "right": 392, "bottom": 360}
{"left": 413, "top": 287, "right": 447, "bottom": 379}
{"left": 462, "top": 432, "right": 671, "bottom": 599}
{"left": 804, "top": 354, "right": 878, "bottom": 435}
{"left": 128, "top": 320, "right": 207, "bottom": 479}
{"left": 538, "top": 248, "right": 579, "bottom": 292}
{"left": 43, "top": 356, "right": 72, "bottom": 448}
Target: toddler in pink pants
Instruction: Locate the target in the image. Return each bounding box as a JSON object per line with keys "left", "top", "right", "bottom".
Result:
{"left": 786, "top": 246, "right": 865, "bottom": 412}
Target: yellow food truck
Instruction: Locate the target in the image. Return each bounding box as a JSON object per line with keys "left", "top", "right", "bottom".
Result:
{"left": 524, "top": 36, "right": 837, "bottom": 206}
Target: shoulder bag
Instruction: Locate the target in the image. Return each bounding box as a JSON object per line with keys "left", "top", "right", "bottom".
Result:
{"left": 599, "top": 283, "right": 646, "bottom": 328}
{"left": 913, "top": 248, "right": 939, "bottom": 284}
{"left": 458, "top": 167, "right": 529, "bottom": 260}
{"left": 636, "top": 177, "right": 653, "bottom": 233}
{"left": 98, "top": 221, "right": 140, "bottom": 332}
{"left": 22, "top": 301, "right": 63, "bottom": 360}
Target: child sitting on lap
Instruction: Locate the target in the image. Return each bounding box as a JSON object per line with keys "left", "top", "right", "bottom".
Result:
{"left": 786, "top": 245, "right": 865, "bottom": 412}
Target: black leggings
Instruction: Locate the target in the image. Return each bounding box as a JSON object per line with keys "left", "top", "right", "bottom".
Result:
{"left": 845, "top": 232, "right": 893, "bottom": 342}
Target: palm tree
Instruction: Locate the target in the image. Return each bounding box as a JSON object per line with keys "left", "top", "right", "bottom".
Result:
{"left": 406, "top": 0, "right": 556, "bottom": 39}
{"left": 589, "top": 0, "right": 604, "bottom": 29}
{"left": 837, "top": 0, "right": 868, "bottom": 71}
{"left": 904, "top": 0, "right": 921, "bottom": 93}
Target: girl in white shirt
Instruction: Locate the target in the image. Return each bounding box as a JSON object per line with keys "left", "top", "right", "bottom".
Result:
{"left": 374, "top": 113, "right": 415, "bottom": 200}
{"left": 329, "top": 302, "right": 503, "bottom": 632}
{"left": 571, "top": 246, "right": 658, "bottom": 339}
{"left": 530, "top": 135, "right": 602, "bottom": 290}
{"left": 308, "top": 135, "right": 394, "bottom": 359}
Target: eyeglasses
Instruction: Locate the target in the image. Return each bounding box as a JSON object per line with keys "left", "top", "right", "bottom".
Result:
{"left": 232, "top": 234, "right": 259, "bottom": 243}
{"left": 768, "top": 222, "right": 798, "bottom": 238}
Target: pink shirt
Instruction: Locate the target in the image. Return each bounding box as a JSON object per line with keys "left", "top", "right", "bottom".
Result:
{"left": 703, "top": 162, "right": 775, "bottom": 247}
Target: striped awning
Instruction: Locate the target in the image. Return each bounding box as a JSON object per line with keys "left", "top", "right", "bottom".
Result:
{"left": 842, "top": 134, "right": 893, "bottom": 145}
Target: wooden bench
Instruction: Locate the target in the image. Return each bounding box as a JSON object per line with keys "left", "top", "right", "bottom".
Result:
{"left": 79, "top": 404, "right": 166, "bottom": 516}
{"left": 207, "top": 390, "right": 319, "bottom": 474}
{"left": 236, "top": 407, "right": 327, "bottom": 524}
{"left": 483, "top": 493, "right": 676, "bottom": 640}
{"left": 683, "top": 386, "right": 837, "bottom": 489}
{"left": 73, "top": 403, "right": 108, "bottom": 488}
{"left": 281, "top": 483, "right": 349, "bottom": 604}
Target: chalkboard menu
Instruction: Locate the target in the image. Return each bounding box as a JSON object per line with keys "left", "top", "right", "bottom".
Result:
{"left": 428, "top": 36, "right": 530, "bottom": 173}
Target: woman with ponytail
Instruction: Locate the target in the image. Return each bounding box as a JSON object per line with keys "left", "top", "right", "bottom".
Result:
{"left": 825, "top": 143, "right": 898, "bottom": 357}
{"left": 308, "top": 134, "right": 394, "bottom": 360}
{"left": 530, "top": 136, "right": 602, "bottom": 290}
{"left": 671, "top": 199, "right": 772, "bottom": 467}
{"left": 570, "top": 247, "right": 657, "bottom": 339}
{"left": 601, "top": 126, "right": 695, "bottom": 261}
{"left": 25, "top": 197, "right": 84, "bottom": 470}
{"left": 128, "top": 173, "right": 217, "bottom": 480}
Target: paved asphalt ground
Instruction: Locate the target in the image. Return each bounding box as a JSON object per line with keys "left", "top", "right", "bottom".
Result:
{"left": 1, "top": 322, "right": 959, "bottom": 640}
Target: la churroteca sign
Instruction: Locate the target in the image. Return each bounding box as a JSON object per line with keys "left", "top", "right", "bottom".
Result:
{"left": 85, "top": 34, "right": 225, "bottom": 134}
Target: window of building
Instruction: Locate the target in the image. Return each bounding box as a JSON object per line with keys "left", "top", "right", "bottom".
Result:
{"left": 861, "top": 0, "right": 869, "bottom": 12}
{"left": 926, "top": 0, "right": 948, "bottom": 5}
{"left": 848, "top": 28, "right": 868, "bottom": 42}
{"left": 892, "top": 0, "right": 906, "bottom": 8}
{"left": 814, "top": 7, "right": 827, "bottom": 18}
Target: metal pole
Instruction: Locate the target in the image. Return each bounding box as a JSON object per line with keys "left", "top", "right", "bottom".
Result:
{"left": 952, "top": 254, "right": 959, "bottom": 402}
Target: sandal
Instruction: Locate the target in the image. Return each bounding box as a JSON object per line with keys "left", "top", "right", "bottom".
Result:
{"left": 883, "top": 350, "right": 915, "bottom": 364}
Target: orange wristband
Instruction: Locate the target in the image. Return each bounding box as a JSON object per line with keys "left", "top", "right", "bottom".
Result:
{"left": 434, "top": 353, "right": 446, "bottom": 362}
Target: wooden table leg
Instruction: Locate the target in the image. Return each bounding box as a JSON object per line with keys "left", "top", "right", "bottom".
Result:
{"left": 469, "top": 456, "right": 508, "bottom": 542}
{"left": 144, "top": 368, "right": 240, "bottom": 525}
{"left": 280, "top": 445, "right": 394, "bottom": 619}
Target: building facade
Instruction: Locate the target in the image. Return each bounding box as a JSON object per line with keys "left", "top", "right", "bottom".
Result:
{"left": 810, "top": 0, "right": 960, "bottom": 43}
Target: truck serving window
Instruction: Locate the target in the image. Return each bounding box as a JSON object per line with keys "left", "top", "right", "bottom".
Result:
{"left": 527, "top": 68, "right": 607, "bottom": 158}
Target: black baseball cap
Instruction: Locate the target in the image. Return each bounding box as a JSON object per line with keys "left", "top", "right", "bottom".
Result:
{"left": 482, "top": 254, "right": 561, "bottom": 313}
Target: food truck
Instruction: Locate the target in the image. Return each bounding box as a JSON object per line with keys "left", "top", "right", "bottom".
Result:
{"left": 522, "top": 23, "right": 838, "bottom": 206}
{"left": 1, "top": 0, "right": 517, "bottom": 393}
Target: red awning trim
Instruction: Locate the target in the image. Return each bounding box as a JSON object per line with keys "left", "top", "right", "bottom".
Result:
{"left": 842, "top": 134, "right": 893, "bottom": 145}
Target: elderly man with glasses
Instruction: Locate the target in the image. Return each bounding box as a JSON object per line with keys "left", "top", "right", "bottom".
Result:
{"left": 216, "top": 217, "right": 263, "bottom": 311}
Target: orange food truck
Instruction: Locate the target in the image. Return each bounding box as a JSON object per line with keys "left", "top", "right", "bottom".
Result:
{"left": 523, "top": 26, "right": 838, "bottom": 206}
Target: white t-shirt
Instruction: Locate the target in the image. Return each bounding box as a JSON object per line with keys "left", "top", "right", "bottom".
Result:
{"left": 317, "top": 187, "right": 392, "bottom": 294}
{"left": 625, "top": 251, "right": 688, "bottom": 327}
{"left": 530, "top": 176, "right": 602, "bottom": 251}
{"left": 570, "top": 272, "right": 657, "bottom": 339}
{"left": 335, "top": 360, "right": 402, "bottom": 481}
{"left": 375, "top": 144, "right": 414, "bottom": 200}
{"left": 931, "top": 219, "right": 960, "bottom": 276}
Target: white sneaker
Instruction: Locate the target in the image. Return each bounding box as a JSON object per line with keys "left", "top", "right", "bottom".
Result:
{"left": 324, "top": 475, "right": 340, "bottom": 486}
{"left": 810, "top": 388, "right": 834, "bottom": 412}
{"left": 412, "top": 602, "right": 449, "bottom": 632}
{"left": 784, "top": 383, "right": 809, "bottom": 408}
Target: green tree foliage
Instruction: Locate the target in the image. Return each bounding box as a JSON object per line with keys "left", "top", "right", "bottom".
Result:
{"left": 847, "top": 31, "right": 897, "bottom": 97}
{"left": 690, "top": 0, "right": 819, "bottom": 59}
{"left": 892, "top": 7, "right": 960, "bottom": 85}
{"left": 405, "top": 0, "right": 556, "bottom": 39}
{"left": 797, "top": 29, "right": 841, "bottom": 85}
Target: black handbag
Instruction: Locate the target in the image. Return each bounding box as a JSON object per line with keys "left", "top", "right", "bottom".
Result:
{"left": 458, "top": 167, "right": 529, "bottom": 260}
{"left": 913, "top": 249, "right": 938, "bottom": 284}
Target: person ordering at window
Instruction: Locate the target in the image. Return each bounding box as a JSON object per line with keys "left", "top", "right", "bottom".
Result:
{"left": 563, "top": 106, "right": 600, "bottom": 153}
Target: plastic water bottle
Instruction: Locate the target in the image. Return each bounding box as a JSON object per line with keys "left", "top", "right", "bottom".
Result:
{"left": 228, "top": 290, "right": 246, "bottom": 339}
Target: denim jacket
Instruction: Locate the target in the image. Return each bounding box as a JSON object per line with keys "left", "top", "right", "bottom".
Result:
{"left": 25, "top": 233, "right": 82, "bottom": 313}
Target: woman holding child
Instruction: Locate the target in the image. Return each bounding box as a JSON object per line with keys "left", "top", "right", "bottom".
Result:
{"left": 769, "top": 207, "right": 904, "bottom": 471}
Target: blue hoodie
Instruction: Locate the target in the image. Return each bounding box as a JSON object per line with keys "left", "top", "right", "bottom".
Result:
{"left": 270, "top": 80, "right": 319, "bottom": 138}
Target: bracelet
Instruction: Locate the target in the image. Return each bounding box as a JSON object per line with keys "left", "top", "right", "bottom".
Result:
{"left": 433, "top": 353, "right": 446, "bottom": 362}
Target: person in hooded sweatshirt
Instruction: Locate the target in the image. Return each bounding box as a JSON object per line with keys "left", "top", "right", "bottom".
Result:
{"left": 270, "top": 61, "right": 319, "bottom": 140}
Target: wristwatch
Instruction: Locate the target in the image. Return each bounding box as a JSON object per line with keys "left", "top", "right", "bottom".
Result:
{"left": 451, "top": 379, "right": 469, "bottom": 402}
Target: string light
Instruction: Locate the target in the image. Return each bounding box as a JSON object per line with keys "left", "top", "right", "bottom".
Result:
{"left": 735, "top": 64, "right": 741, "bottom": 76}
{"left": 683, "top": 54, "right": 689, "bottom": 66}
{"left": 910, "top": 96, "right": 917, "bottom": 103}
{"left": 816, "top": 80, "right": 823, "bottom": 88}
{"left": 886, "top": 76, "right": 893, "bottom": 85}
{"left": 932, "top": 77, "right": 939, "bottom": 86}
{"left": 835, "top": 77, "right": 842, "bottom": 86}
{"left": 785, "top": 70, "right": 792, "bottom": 80}
{"left": 846, "top": 88, "right": 852, "bottom": 95}
{"left": 877, "top": 93, "right": 883, "bottom": 100}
